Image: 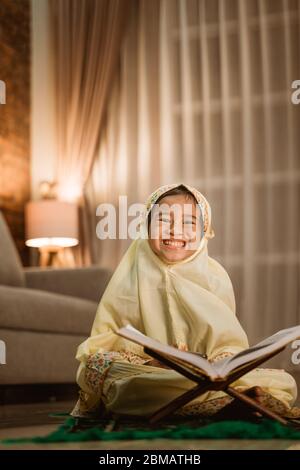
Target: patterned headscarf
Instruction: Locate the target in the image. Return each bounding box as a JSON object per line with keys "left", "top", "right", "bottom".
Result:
{"left": 144, "top": 182, "right": 215, "bottom": 240}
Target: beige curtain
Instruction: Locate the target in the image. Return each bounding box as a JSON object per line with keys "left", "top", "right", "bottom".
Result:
{"left": 86, "top": 0, "right": 300, "bottom": 369}
{"left": 50, "top": 0, "right": 130, "bottom": 262}
{"left": 84, "top": 0, "right": 161, "bottom": 267}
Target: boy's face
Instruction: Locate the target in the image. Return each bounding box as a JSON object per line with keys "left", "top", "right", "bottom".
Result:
{"left": 148, "top": 194, "right": 202, "bottom": 264}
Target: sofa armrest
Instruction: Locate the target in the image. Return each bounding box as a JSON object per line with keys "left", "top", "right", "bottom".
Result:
{"left": 24, "top": 266, "right": 112, "bottom": 303}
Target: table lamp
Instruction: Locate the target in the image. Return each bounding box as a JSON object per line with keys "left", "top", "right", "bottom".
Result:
{"left": 25, "top": 200, "right": 79, "bottom": 267}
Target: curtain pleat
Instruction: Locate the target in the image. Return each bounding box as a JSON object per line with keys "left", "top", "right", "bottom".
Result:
{"left": 50, "top": 0, "right": 130, "bottom": 263}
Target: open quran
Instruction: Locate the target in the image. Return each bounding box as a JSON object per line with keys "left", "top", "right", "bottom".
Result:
{"left": 117, "top": 324, "right": 300, "bottom": 380}
{"left": 117, "top": 324, "right": 300, "bottom": 425}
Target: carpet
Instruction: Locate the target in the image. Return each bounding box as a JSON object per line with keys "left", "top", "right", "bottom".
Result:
{"left": 2, "top": 414, "right": 300, "bottom": 444}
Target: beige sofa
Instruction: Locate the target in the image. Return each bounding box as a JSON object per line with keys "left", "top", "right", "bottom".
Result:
{"left": 0, "top": 212, "right": 111, "bottom": 385}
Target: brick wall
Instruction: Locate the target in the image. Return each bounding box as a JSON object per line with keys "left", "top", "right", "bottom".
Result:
{"left": 0, "top": 0, "right": 31, "bottom": 265}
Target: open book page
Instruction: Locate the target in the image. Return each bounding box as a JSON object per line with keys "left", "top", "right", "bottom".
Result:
{"left": 117, "top": 324, "right": 219, "bottom": 379}
{"left": 213, "top": 325, "right": 300, "bottom": 378}
{"left": 117, "top": 324, "right": 300, "bottom": 381}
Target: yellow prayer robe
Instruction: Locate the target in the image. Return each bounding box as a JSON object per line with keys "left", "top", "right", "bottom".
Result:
{"left": 72, "top": 183, "right": 297, "bottom": 417}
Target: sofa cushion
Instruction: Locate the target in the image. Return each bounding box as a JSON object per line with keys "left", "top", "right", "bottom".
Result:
{"left": 0, "top": 329, "right": 86, "bottom": 384}
{"left": 24, "top": 266, "right": 112, "bottom": 303}
{"left": 0, "top": 286, "right": 97, "bottom": 335}
{"left": 0, "top": 212, "right": 25, "bottom": 287}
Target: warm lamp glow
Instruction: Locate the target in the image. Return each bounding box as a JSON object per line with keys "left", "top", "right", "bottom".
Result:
{"left": 57, "top": 181, "right": 82, "bottom": 202}
{"left": 25, "top": 200, "right": 79, "bottom": 249}
{"left": 25, "top": 237, "right": 78, "bottom": 248}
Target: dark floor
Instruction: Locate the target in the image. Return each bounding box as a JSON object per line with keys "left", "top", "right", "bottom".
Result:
{"left": 1, "top": 400, "right": 300, "bottom": 450}
{"left": 1, "top": 372, "right": 300, "bottom": 450}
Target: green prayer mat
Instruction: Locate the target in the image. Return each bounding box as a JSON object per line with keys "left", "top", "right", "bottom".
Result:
{"left": 2, "top": 414, "right": 300, "bottom": 444}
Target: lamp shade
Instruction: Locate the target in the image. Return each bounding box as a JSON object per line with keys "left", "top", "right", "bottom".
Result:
{"left": 25, "top": 200, "right": 79, "bottom": 248}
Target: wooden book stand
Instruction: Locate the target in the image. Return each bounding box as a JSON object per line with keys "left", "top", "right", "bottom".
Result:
{"left": 144, "top": 346, "right": 289, "bottom": 426}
